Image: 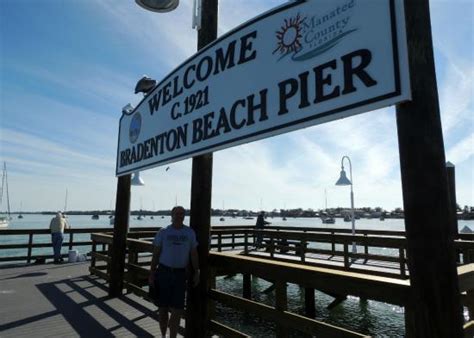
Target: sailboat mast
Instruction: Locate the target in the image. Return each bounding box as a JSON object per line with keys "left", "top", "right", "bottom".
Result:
{"left": 325, "top": 189, "right": 328, "bottom": 211}
{"left": 5, "top": 163, "right": 11, "bottom": 218}
{"left": 0, "top": 163, "right": 4, "bottom": 206}
{"left": 64, "top": 188, "right": 68, "bottom": 213}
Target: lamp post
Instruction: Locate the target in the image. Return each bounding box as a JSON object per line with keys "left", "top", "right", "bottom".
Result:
{"left": 335, "top": 155, "right": 356, "bottom": 256}
{"left": 135, "top": 1, "right": 217, "bottom": 336}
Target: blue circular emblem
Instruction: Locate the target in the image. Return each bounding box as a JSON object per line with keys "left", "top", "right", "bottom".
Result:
{"left": 129, "top": 112, "right": 142, "bottom": 144}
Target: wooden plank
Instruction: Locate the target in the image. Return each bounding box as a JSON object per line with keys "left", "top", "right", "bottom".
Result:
{"left": 91, "top": 233, "right": 114, "bottom": 244}
{"left": 458, "top": 264, "right": 474, "bottom": 292}
{"left": 210, "top": 252, "right": 409, "bottom": 306}
{"left": 209, "top": 320, "right": 250, "bottom": 338}
{"left": 464, "top": 321, "right": 474, "bottom": 338}
{"left": 209, "top": 289, "right": 367, "bottom": 337}
{"left": 127, "top": 238, "right": 154, "bottom": 253}
{"left": 91, "top": 252, "right": 110, "bottom": 263}
{"left": 89, "top": 266, "right": 110, "bottom": 281}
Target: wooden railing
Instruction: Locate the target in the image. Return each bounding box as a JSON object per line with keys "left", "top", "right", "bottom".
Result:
{"left": 0, "top": 227, "right": 157, "bottom": 263}
{"left": 88, "top": 227, "right": 474, "bottom": 337}
{"left": 89, "top": 233, "right": 369, "bottom": 337}
{"left": 3, "top": 225, "right": 473, "bottom": 269}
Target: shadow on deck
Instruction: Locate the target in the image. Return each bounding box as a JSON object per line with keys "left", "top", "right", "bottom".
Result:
{"left": 0, "top": 262, "right": 169, "bottom": 337}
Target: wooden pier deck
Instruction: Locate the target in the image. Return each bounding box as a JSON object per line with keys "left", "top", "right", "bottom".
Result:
{"left": 2, "top": 226, "right": 474, "bottom": 336}
{"left": 0, "top": 262, "right": 170, "bottom": 337}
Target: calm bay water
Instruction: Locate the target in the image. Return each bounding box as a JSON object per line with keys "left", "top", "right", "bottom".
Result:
{"left": 2, "top": 214, "right": 472, "bottom": 336}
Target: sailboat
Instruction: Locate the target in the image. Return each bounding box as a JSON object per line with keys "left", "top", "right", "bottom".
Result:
{"left": 321, "top": 189, "right": 335, "bottom": 224}
{"left": 0, "top": 162, "right": 11, "bottom": 228}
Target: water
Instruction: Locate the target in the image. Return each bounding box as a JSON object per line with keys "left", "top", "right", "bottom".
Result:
{"left": 2, "top": 214, "right": 473, "bottom": 336}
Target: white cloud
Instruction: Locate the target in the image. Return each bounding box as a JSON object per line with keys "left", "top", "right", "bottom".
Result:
{"left": 447, "top": 133, "right": 474, "bottom": 165}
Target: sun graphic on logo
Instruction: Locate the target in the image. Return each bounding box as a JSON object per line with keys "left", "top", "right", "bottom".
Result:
{"left": 273, "top": 14, "right": 305, "bottom": 56}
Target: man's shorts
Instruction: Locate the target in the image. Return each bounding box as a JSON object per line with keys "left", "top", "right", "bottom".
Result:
{"left": 154, "top": 264, "right": 187, "bottom": 309}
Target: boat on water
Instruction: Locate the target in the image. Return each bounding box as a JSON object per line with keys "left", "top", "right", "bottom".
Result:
{"left": 0, "top": 162, "right": 11, "bottom": 228}
{"left": 219, "top": 217, "right": 225, "bottom": 221}
{"left": 321, "top": 215, "right": 335, "bottom": 224}
{"left": 282, "top": 216, "right": 287, "bottom": 221}
{"left": 343, "top": 215, "right": 352, "bottom": 222}
{"left": 18, "top": 202, "right": 23, "bottom": 218}
{"left": 92, "top": 214, "right": 99, "bottom": 220}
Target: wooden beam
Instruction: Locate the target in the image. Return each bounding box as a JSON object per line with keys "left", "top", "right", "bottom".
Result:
{"left": 209, "top": 289, "right": 367, "bottom": 337}
{"left": 210, "top": 252, "right": 409, "bottom": 306}
{"left": 109, "top": 174, "right": 131, "bottom": 297}
{"left": 185, "top": 1, "right": 217, "bottom": 337}
{"left": 395, "top": 0, "right": 463, "bottom": 336}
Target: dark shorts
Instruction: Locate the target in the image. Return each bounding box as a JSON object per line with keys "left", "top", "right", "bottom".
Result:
{"left": 154, "top": 264, "right": 187, "bottom": 309}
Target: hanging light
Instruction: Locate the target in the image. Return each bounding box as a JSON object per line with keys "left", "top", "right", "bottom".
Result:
{"left": 134, "top": 75, "right": 157, "bottom": 95}
{"left": 131, "top": 171, "right": 145, "bottom": 186}
{"left": 135, "top": 0, "right": 179, "bottom": 13}
{"left": 335, "top": 167, "right": 352, "bottom": 186}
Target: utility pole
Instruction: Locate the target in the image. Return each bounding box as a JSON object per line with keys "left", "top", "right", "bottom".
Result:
{"left": 109, "top": 174, "right": 131, "bottom": 297}
{"left": 186, "top": 0, "right": 218, "bottom": 336}
{"left": 395, "top": 0, "right": 463, "bottom": 336}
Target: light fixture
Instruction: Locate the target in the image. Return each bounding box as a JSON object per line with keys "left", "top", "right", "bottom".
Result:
{"left": 135, "top": 0, "right": 179, "bottom": 13}
{"left": 122, "top": 103, "right": 134, "bottom": 114}
{"left": 335, "top": 168, "right": 352, "bottom": 186}
{"left": 134, "top": 75, "right": 157, "bottom": 95}
{"left": 335, "top": 155, "right": 356, "bottom": 257}
{"left": 131, "top": 171, "right": 145, "bottom": 186}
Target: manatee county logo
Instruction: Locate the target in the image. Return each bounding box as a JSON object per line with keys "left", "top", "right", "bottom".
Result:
{"left": 129, "top": 112, "right": 142, "bottom": 144}
{"left": 274, "top": 0, "right": 357, "bottom": 62}
{"left": 273, "top": 14, "right": 305, "bottom": 58}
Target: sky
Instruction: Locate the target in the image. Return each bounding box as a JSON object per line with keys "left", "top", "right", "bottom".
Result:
{"left": 0, "top": 0, "right": 472, "bottom": 213}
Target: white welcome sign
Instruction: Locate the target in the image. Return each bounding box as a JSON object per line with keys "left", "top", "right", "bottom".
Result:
{"left": 117, "top": 0, "right": 410, "bottom": 176}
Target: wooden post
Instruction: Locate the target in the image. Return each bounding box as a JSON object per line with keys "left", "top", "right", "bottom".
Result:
{"left": 275, "top": 281, "right": 288, "bottom": 337}
{"left": 243, "top": 273, "right": 251, "bottom": 299}
{"left": 27, "top": 234, "right": 33, "bottom": 263}
{"left": 68, "top": 232, "right": 74, "bottom": 250}
{"left": 186, "top": 5, "right": 217, "bottom": 337}
{"left": 304, "top": 287, "right": 316, "bottom": 318}
{"left": 446, "top": 162, "right": 458, "bottom": 239}
{"left": 395, "top": 0, "right": 463, "bottom": 336}
{"left": 109, "top": 174, "right": 131, "bottom": 297}
{"left": 91, "top": 241, "right": 97, "bottom": 269}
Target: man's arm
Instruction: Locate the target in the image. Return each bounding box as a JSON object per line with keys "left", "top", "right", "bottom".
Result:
{"left": 190, "top": 247, "right": 200, "bottom": 287}
{"left": 149, "top": 245, "right": 161, "bottom": 285}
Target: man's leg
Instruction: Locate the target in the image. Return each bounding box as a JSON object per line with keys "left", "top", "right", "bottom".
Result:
{"left": 52, "top": 234, "right": 60, "bottom": 262}
{"left": 158, "top": 307, "right": 169, "bottom": 337}
{"left": 168, "top": 308, "right": 183, "bottom": 338}
{"left": 57, "top": 233, "right": 64, "bottom": 261}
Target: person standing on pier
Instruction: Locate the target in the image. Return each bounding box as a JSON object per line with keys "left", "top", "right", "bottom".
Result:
{"left": 255, "top": 211, "right": 270, "bottom": 248}
{"left": 149, "top": 206, "right": 200, "bottom": 338}
{"left": 49, "top": 211, "right": 69, "bottom": 264}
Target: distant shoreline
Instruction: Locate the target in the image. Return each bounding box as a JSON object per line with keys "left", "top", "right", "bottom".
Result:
{"left": 7, "top": 210, "right": 474, "bottom": 220}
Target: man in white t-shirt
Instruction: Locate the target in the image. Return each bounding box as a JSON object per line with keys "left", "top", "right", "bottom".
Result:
{"left": 149, "top": 206, "right": 199, "bottom": 338}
